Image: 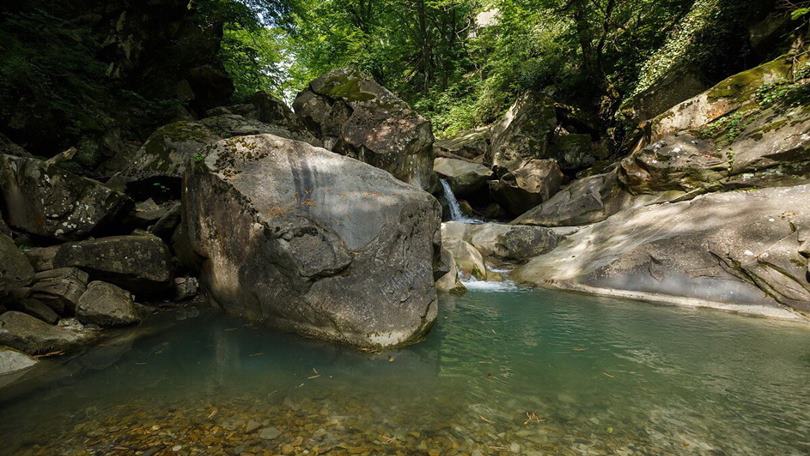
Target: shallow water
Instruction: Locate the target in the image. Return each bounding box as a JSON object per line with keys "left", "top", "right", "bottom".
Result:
{"left": 2, "top": 288, "right": 810, "bottom": 455}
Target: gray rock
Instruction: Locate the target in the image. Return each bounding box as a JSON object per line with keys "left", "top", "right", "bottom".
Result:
{"left": 148, "top": 201, "right": 182, "bottom": 240}
{"left": 0, "top": 154, "right": 131, "bottom": 241}
{"left": 30, "top": 267, "right": 89, "bottom": 315}
{"left": 513, "top": 169, "right": 681, "bottom": 227}
{"left": 173, "top": 276, "right": 199, "bottom": 302}
{"left": 294, "top": 68, "right": 435, "bottom": 190}
{"left": 515, "top": 184, "right": 810, "bottom": 317}
{"left": 258, "top": 426, "right": 281, "bottom": 440}
{"left": 53, "top": 235, "right": 173, "bottom": 295}
{"left": 551, "top": 133, "right": 596, "bottom": 172}
{"left": 489, "top": 92, "right": 557, "bottom": 171}
{"left": 435, "top": 248, "right": 466, "bottom": 295}
{"left": 13, "top": 298, "right": 59, "bottom": 324}
{"left": 23, "top": 245, "right": 60, "bottom": 272}
{"left": 77, "top": 281, "right": 140, "bottom": 327}
{"left": 0, "top": 311, "right": 94, "bottom": 355}
{"left": 433, "top": 157, "right": 492, "bottom": 197}
{"left": 183, "top": 134, "right": 440, "bottom": 348}
{"left": 434, "top": 127, "right": 490, "bottom": 161}
{"left": 489, "top": 159, "right": 564, "bottom": 216}
{"left": 0, "top": 234, "right": 33, "bottom": 291}
{"left": 442, "top": 234, "right": 487, "bottom": 280}
{"left": 0, "top": 346, "right": 38, "bottom": 376}
{"left": 443, "top": 221, "right": 558, "bottom": 263}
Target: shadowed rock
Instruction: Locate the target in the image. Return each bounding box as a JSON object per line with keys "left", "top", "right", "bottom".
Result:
{"left": 53, "top": 235, "right": 173, "bottom": 295}
{"left": 0, "top": 155, "right": 131, "bottom": 241}
{"left": 0, "top": 234, "right": 33, "bottom": 291}
{"left": 77, "top": 281, "right": 140, "bottom": 327}
{"left": 489, "top": 159, "right": 564, "bottom": 216}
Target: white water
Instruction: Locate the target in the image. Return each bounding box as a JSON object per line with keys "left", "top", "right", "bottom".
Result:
{"left": 439, "top": 179, "right": 480, "bottom": 223}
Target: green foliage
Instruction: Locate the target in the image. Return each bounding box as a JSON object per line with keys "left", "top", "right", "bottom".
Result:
{"left": 220, "top": 25, "right": 288, "bottom": 99}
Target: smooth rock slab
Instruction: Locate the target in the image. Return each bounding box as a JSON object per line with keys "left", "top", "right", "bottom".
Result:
{"left": 53, "top": 235, "right": 173, "bottom": 295}
{"left": 77, "top": 281, "right": 140, "bottom": 327}
{"left": 0, "top": 311, "right": 94, "bottom": 355}
{"left": 514, "top": 184, "right": 810, "bottom": 318}
{"left": 183, "top": 134, "right": 441, "bottom": 348}
{"left": 0, "top": 346, "right": 38, "bottom": 376}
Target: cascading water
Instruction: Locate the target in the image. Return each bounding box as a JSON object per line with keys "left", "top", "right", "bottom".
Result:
{"left": 440, "top": 179, "right": 479, "bottom": 223}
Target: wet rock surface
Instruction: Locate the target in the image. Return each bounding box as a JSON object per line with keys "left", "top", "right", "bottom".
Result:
{"left": 184, "top": 133, "right": 441, "bottom": 348}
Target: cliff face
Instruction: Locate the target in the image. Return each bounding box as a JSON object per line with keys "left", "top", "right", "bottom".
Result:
{"left": 0, "top": 0, "right": 233, "bottom": 174}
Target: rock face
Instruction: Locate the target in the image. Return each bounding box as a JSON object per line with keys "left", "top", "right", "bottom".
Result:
{"left": 489, "top": 92, "right": 557, "bottom": 172}
{"left": 514, "top": 185, "right": 810, "bottom": 317}
{"left": 433, "top": 158, "right": 492, "bottom": 197}
{"left": 435, "top": 248, "right": 466, "bottom": 294}
{"left": 434, "top": 128, "right": 490, "bottom": 161}
{"left": 183, "top": 134, "right": 441, "bottom": 348}
{"left": 443, "top": 222, "right": 558, "bottom": 263}
{"left": 53, "top": 235, "right": 173, "bottom": 295}
{"left": 0, "top": 311, "right": 93, "bottom": 355}
{"left": 77, "top": 281, "right": 140, "bottom": 327}
{"left": 0, "top": 155, "right": 131, "bottom": 240}
{"left": 30, "top": 268, "right": 89, "bottom": 315}
{"left": 0, "top": 234, "right": 33, "bottom": 291}
{"left": 489, "top": 159, "right": 564, "bottom": 216}
{"left": 622, "top": 53, "right": 810, "bottom": 195}
{"left": 294, "top": 69, "right": 435, "bottom": 190}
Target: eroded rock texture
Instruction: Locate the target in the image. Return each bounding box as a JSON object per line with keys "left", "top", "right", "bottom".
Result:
{"left": 183, "top": 134, "right": 441, "bottom": 348}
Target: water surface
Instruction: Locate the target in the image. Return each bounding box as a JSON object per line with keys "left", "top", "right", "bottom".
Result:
{"left": 2, "top": 288, "right": 809, "bottom": 455}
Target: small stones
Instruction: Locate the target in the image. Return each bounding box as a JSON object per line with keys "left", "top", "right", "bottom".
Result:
{"left": 259, "top": 426, "right": 281, "bottom": 440}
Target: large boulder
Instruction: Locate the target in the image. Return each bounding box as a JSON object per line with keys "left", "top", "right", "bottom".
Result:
{"left": 0, "top": 234, "right": 33, "bottom": 291}
{"left": 183, "top": 134, "right": 441, "bottom": 348}
{"left": 514, "top": 184, "right": 810, "bottom": 317}
{"left": 433, "top": 157, "right": 492, "bottom": 197}
{"left": 0, "top": 311, "right": 94, "bottom": 355}
{"left": 77, "top": 281, "right": 140, "bottom": 327}
{"left": 488, "top": 92, "right": 557, "bottom": 171}
{"left": 53, "top": 235, "right": 173, "bottom": 295}
{"left": 0, "top": 155, "right": 131, "bottom": 240}
{"left": 489, "top": 159, "right": 564, "bottom": 216}
{"left": 294, "top": 69, "right": 435, "bottom": 190}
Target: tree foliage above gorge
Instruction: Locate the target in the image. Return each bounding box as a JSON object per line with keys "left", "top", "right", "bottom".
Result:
{"left": 214, "top": 0, "right": 794, "bottom": 139}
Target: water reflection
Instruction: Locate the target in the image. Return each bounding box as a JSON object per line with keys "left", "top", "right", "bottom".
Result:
{"left": 1, "top": 288, "right": 809, "bottom": 455}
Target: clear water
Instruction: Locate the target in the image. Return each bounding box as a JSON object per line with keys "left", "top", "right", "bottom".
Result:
{"left": 2, "top": 288, "right": 810, "bottom": 455}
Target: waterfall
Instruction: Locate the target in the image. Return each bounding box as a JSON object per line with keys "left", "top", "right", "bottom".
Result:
{"left": 440, "top": 179, "right": 479, "bottom": 223}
